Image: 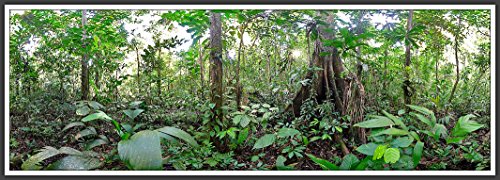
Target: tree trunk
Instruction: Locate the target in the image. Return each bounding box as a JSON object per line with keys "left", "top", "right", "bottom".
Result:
{"left": 403, "top": 10, "right": 413, "bottom": 106}
{"left": 236, "top": 22, "right": 246, "bottom": 110}
{"left": 136, "top": 46, "right": 141, "bottom": 94}
{"left": 285, "top": 12, "right": 367, "bottom": 154}
{"left": 157, "top": 48, "right": 162, "bottom": 97}
{"left": 435, "top": 45, "right": 440, "bottom": 112}
{"left": 22, "top": 54, "right": 30, "bottom": 96}
{"left": 198, "top": 41, "right": 204, "bottom": 97}
{"left": 383, "top": 49, "right": 389, "bottom": 95}
{"left": 94, "top": 66, "right": 100, "bottom": 100}
{"left": 448, "top": 17, "right": 461, "bottom": 104}
{"left": 355, "top": 10, "right": 366, "bottom": 79}
{"left": 209, "top": 12, "right": 225, "bottom": 152}
{"left": 80, "top": 9, "right": 89, "bottom": 101}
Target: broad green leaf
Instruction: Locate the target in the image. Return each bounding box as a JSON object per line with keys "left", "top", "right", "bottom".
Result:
{"left": 252, "top": 134, "right": 276, "bottom": 149}
{"left": 118, "top": 130, "right": 162, "bottom": 170}
{"left": 47, "top": 155, "right": 102, "bottom": 170}
{"left": 123, "top": 109, "right": 145, "bottom": 120}
{"left": 237, "top": 128, "right": 249, "bottom": 145}
{"left": 409, "top": 131, "right": 421, "bottom": 142}
{"left": 382, "top": 110, "right": 407, "bottom": 130}
{"left": 391, "top": 136, "right": 414, "bottom": 148}
{"left": 307, "top": 154, "right": 339, "bottom": 170}
{"left": 22, "top": 146, "right": 60, "bottom": 170}
{"left": 62, "top": 122, "right": 85, "bottom": 132}
{"left": 277, "top": 128, "right": 300, "bottom": 138}
{"left": 88, "top": 101, "right": 104, "bottom": 110}
{"left": 232, "top": 114, "right": 243, "bottom": 125}
{"left": 156, "top": 126, "right": 198, "bottom": 147}
{"left": 82, "top": 111, "right": 112, "bottom": 122}
{"left": 76, "top": 106, "right": 90, "bottom": 116}
{"left": 413, "top": 141, "right": 424, "bottom": 165}
{"left": 340, "top": 154, "right": 360, "bottom": 170}
{"left": 355, "top": 143, "right": 378, "bottom": 156}
{"left": 157, "top": 133, "right": 178, "bottom": 143}
{"left": 384, "top": 148, "right": 400, "bottom": 164}
{"left": 58, "top": 147, "right": 84, "bottom": 156}
{"left": 432, "top": 124, "right": 448, "bottom": 140}
{"left": 276, "top": 155, "right": 286, "bottom": 167}
{"left": 353, "top": 117, "right": 394, "bottom": 128}
{"left": 240, "top": 114, "right": 251, "bottom": 128}
{"left": 276, "top": 155, "right": 294, "bottom": 170}
{"left": 354, "top": 157, "right": 371, "bottom": 170}
{"left": 75, "top": 127, "right": 97, "bottom": 140}
{"left": 372, "top": 128, "right": 409, "bottom": 137}
{"left": 451, "top": 114, "right": 483, "bottom": 137}
{"left": 373, "top": 144, "right": 387, "bottom": 160}
{"left": 410, "top": 112, "right": 433, "bottom": 127}
{"left": 84, "top": 138, "right": 108, "bottom": 150}
{"left": 407, "top": 105, "right": 436, "bottom": 125}
{"left": 446, "top": 136, "right": 465, "bottom": 144}
{"left": 121, "top": 124, "right": 133, "bottom": 133}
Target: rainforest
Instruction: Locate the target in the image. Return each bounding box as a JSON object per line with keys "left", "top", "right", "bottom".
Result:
{"left": 8, "top": 9, "right": 492, "bottom": 171}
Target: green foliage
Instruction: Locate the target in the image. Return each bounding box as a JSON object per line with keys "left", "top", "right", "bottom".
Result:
{"left": 355, "top": 142, "right": 378, "bottom": 156}
{"left": 306, "top": 154, "right": 339, "bottom": 170}
{"left": 22, "top": 146, "right": 102, "bottom": 170}
{"left": 123, "top": 109, "right": 145, "bottom": 120}
{"left": 82, "top": 111, "right": 112, "bottom": 122}
{"left": 449, "top": 114, "right": 484, "bottom": 139}
{"left": 353, "top": 116, "right": 394, "bottom": 128}
{"left": 373, "top": 144, "right": 388, "bottom": 160}
{"left": 383, "top": 148, "right": 401, "bottom": 164}
{"left": 156, "top": 126, "right": 199, "bottom": 147}
{"left": 9, "top": 9, "right": 491, "bottom": 171}
{"left": 413, "top": 141, "right": 424, "bottom": 165}
{"left": 253, "top": 134, "right": 276, "bottom": 150}
{"left": 339, "top": 154, "right": 360, "bottom": 170}
{"left": 118, "top": 130, "right": 162, "bottom": 170}
{"left": 277, "top": 128, "right": 301, "bottom": 138}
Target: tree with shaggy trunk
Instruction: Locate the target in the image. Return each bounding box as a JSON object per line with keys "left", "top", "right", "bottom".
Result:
{"left": 285, "top": 11, "right": 367, "bottom": 154}
{"left": 209, "top": 12, "right": 226, "bottom": 152}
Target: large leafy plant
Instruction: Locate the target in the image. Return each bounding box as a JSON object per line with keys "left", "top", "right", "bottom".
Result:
{"left": 353, "top": 105, "right": 484, "bottom": 169}
{"left": 22, "top": 102, "right": 198, "bottom": 170}
{"left": 81, "top": 109, "right": 198, "bottom": 170}
{"left": 353, "top": 108, "right": 424, "bottom": 168}
{"left": 21, "top": 146, "right": 102, "bottom": 170}
{"left": 406, "top": 105, "right": 483, "bottom": 144}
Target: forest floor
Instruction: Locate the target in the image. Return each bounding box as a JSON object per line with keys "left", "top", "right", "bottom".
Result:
{"left": 8, "top": 98, "right": 491, "bottom": 170}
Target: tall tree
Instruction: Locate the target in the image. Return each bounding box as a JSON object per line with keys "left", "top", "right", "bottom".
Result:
{"left": 448, "top": 14, "right": 461, "bottom": 104}
{"left": 80, "top": 9, "right": 90, "bottom": 100}
{"left": 209, "top": 12, "right": 223, "bottom": 123}
{"left": 285, "top": 11, "right": 367, "bottom": 153}
{"left": 209, "top": 11, "right": 225, "bottom": 152}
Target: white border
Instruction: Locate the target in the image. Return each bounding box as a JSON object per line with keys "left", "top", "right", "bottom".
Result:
{"left": 4, "top": 4, "right": 496, "bottom": 176}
